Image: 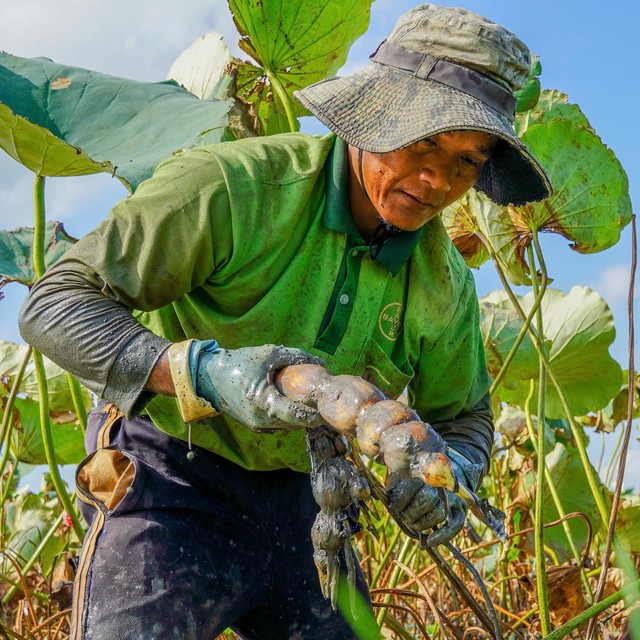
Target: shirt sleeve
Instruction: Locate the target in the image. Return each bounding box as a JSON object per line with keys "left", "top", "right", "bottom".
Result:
{"left": 19, "top": 146, "right": 234, "bottom": 416}
{"left": 408, "top": 269, "right": 494, "bottom": 473}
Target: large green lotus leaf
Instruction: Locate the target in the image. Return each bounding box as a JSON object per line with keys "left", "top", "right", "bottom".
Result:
{"left": 479, "top": 294, "right": 539, "bottom": 388}
{"left": 2, "top": 491, "right": 67, "bottom": 575}
{"left": 497, "top": 287, "right": 622, "bottom": 418}
{"left": 517, "top": 120, "right": 632, "bottom": 253}
{"left": 442, "top": 190, "right": 533, "bottom": 285}
{"left": 229, "top": 0, "right": 373, "bottom": 135}
{"left": 0, "top": 53, "right": 233, "bottom": 190}
{"left": 0, "top": 222, "right": 77, "bottom": 286}
{"left": 452, "top": 120, "right": 632, "bottom": 285}
{"left": 515, "top": 89, "right": 592, "bottom": 137}
{"left": 10, "top": 397, "right": 86, "bottom": 465}
{"left": 0, "top": 340, "right": 92, "bottom": 414}
{"left": 167, "top": 33, "right": 235, "bottom": 101}
{"left": 616, "top": 504, "right": 640, "bottom": 553}
{"left": 515, "top": 442, "right": 608, "bottom": 563}
{"left": 514, "top": 57, "right": 542, "bottom": 114}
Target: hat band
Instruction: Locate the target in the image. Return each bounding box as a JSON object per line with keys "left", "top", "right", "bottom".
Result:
{"left": 370, "top": 41, "right": 517, "bottom": 122}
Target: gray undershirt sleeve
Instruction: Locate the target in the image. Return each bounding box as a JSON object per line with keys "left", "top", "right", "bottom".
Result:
{"left": 18, "top": 259, "right": 171, "bottom": 417}
{"left": 431, "top": 393, "right": 494, "bottom": 477}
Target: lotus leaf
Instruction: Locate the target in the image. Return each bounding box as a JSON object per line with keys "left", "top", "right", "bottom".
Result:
{"left": 616, "top": 504, "right": 640, "bottom": 553}
{"left": 167, "top": 33, "right": 235, "bottom": 102}
{"left": 515, "top": 442, "right": 608, "bottom": 563}
{"left": 1, "top": 489, "right": 66, "bottom": 574}
{"left": 519, "top": 119, "right": 631, "bottom": 253}
{"left": 229, "top": 0, "right": 373, "bottom": 135}
{"left": 0, "top": 53, "right": 233, "bottom": 191}
{"left": 10, "top": 396, "right": 86, "bottom": 466}
{"left": 514, "top": 57, "right": 541, "bottom": 113}
{"left": 0, "top": 222, "right": 76, "bottom": 286}
{"left": 495, "top": 287, "right": 621, "bottom": 418}
{"left": 0, "top": 340, "right": 92, "bottom": 414}
{"left": 479, "top": 294, "right": 539, "bottom": 387}
{"left": 515, "top": 89, "right": 593, "bottom": 136}
{"left": 442, "top": 189, "right": 531, "bottom": 283}
{"left": 445, "top": 118, "right": 631, "bottom": 285}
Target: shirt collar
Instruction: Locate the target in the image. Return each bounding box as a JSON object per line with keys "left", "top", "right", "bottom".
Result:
{"left": 322, "top": 135, "right": 423, "bottom": 276}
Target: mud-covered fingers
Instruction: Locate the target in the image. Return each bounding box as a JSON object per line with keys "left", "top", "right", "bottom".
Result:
{"left": 387, "top": 475, "right": 443, "bottom": 528}
{"left": 265, "top": 345, "right": 325, "bottom": 371}
{"left": 426, "top": 496, "right": 467, "bottom": 547}
{"left": 401, "top": 485, "right": 446, "bottom": 531}
{"left": 265, "top": 389, "right": 324, "bottom": 429}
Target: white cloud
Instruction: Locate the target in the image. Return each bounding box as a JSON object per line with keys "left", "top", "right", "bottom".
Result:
{"left": 1, "top": 0, "right": 241, "bottom": 81}
{"left": 591, "top": 263, "right": 634, "bottom": 307}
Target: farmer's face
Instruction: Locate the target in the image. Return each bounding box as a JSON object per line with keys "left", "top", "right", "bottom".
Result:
{"left": 350, "top": 131, "right": 497, "bottom": 236}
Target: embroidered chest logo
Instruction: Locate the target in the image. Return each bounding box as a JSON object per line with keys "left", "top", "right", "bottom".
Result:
{"left": 378, "top": 302, "right": 405, "bottom": 341}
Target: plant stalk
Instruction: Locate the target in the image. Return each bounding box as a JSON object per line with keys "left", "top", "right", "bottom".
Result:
{"left": 32, "top": 175, "right": 85, "bottom": 541}
{"left": 587, "top": 214, "right": 638, "bottom": 639}
{"left": 66, "top": 372, "right": 87, "bottom": 433}
{"left": 479, "top": 230, "right": 610, "bottom": 526}
{"left": 32, "top": 350, "right": 84, "bottom": 540}
{"left": 0, "top": 347, "right": 32, "bottom": 486}
{"left": 375, "top": 536, "right": 413, "bottom": 626}
{"left": 527, "top": 236, "right": 551, "bottom": 636}
{"left": 265, "top": 68, "right": 298, "bottom": 132}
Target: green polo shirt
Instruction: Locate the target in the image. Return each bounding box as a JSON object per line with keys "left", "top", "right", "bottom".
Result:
{"left": 67, "top": 132, "right": 490, "bottom": 472}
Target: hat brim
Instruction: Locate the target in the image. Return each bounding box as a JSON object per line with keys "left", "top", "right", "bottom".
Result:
{"left": 295, "top": 64, "right": 552, "bottom": 206}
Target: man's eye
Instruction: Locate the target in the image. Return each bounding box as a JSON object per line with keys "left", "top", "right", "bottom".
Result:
{"left": 419, "top": 138, "right": 437, "bottom": 149}
{"left": 462, "top": 156, "right": 482, "bottom": 168}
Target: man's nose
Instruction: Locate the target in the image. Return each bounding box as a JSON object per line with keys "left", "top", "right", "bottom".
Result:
{"left": 419, "top": 160, "right": 454, "bottom": 193}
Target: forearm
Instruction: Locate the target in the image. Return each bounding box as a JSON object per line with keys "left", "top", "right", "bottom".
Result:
{"left": 19, "top": 260, "right": 171, "bottom": 417}
{"left": 146, "top": 350, "right": 175, "bottom": 396}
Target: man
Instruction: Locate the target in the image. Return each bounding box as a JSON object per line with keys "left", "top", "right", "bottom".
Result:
{"left": 19, "top": 4, "right": 551, "bottom": 639}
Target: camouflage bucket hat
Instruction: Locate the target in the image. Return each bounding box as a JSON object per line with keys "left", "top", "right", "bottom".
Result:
{"left": 294, "top": 3, "right": 552, "bottom": 206}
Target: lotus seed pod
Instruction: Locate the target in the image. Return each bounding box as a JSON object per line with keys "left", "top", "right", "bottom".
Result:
{"left": 379, "top": 421, "right": 433, "bottom": 476}
{"left": 412, "top": 451, "right": 457, "bottom": 491}
{"left": 317, "top": 375, "right": 384, "bottom": 435}
{"left": 355, "top": 400, "right": 419, "bottom": 458}
{"left": 274, "top": 364, "right": 329, "bottom": 403}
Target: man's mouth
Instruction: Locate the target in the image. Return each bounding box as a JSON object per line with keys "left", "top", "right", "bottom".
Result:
{"left": 401, "top": 191, "right": 436, "bottom": 208}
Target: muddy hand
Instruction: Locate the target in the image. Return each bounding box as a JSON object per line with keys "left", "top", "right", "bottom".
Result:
{"left": 191, "top": 342, "right": 324, "bottom": 431}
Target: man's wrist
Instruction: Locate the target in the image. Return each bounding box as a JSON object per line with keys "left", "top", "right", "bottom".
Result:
{"left": 168, "top": 339, "right": 220, "bottom": 422}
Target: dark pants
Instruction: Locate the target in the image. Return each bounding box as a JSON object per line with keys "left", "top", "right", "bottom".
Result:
{"left": 71, "top": 402, "right": 369, "bottom": 640}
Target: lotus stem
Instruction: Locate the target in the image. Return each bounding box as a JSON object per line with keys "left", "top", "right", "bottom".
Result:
{"left": 0, "top": 346, "right": 32, "bottom": 491}
{"left": 33, "top": 350, "right": 84, "bottom": 540}
{"left": 524, "top": 376, "right": 551, "bottom": 634}
{"left": 526, "top": 237, "right": 551, "bottom": 635}
{"left": 375, "top": 536, "right": 413, "bottom": 627}
{"left": 522, "top": 386, "right": 593, "bottom": 598}
{"left": 265, "top": 68, "right": 298, "bottom": 132}
{"left": 32, "top": 174, "right": 84, "bottom": 541}
{"left": 481, "top": 231, "right": 610, "bottom": 526}
{"left": 587, "top": 214, "right": 639, "bottom": 639}
{"left": 66, "top": 372, "right": 87, "bottom": 433}
{"left": 33, "top": 176, "right": 46, "bottom": 280}
{"left": 371, "top": 525, "right": 403, "bottom": 589}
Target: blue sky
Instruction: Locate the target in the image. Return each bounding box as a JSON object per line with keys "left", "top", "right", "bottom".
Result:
{"left": 1, "top": 0, "right": 638, "bottom": 488}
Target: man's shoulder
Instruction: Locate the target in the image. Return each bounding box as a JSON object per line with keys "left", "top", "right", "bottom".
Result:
{"left": 196, "top": 132, "right": 337, "bottom": 184}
